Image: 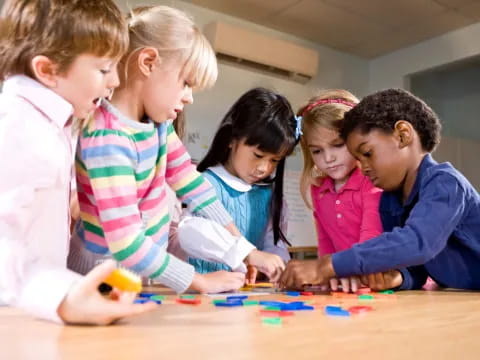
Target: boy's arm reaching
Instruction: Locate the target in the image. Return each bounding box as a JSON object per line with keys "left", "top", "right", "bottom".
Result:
{"left": 279, "top": 255, "right": 403, "bottom": 291}
{"left": 332, "top": 173, "right": 466, "bottom": 277}
{"left": 396, "top": 266, "right": 429, "bottom": 290}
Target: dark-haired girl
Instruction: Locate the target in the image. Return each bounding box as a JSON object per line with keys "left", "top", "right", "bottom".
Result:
{"left": 178, "top": 88, "right": 300, "bottom": 275}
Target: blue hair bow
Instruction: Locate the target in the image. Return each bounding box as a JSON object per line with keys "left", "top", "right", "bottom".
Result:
{"left": 294, "top": 115, "right": 303, "bottom": 140}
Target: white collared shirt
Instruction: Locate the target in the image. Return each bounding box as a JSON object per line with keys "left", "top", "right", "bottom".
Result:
{"left": 208, "top": 165, "right": 271, "bottom": 192}
{"left": 176, "top": 165, "right": 290, "bottom": 267}
{"left": 0, "top": 75, "right": 81, "bottom": 322}
{"left": 208, "top": 165, "right": 290, "bottom": 262}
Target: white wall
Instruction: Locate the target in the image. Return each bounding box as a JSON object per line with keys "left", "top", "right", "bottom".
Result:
{"left": 369, "top": 22, "right": 480, "bottom": 91}
{"left": 369, "top": 22, "right": 480, "bottom": 191}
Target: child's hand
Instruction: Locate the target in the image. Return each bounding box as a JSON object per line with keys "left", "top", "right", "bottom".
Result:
{"left": 360, "top": 270, "right": 403, "bottom": 291}
{"left": 190, "top": 271, "right": 246, "bottom": 293}
{"left": 245, "top": 265, "right": 258, "bottom": 285}
{"left": 330, "top": 277, "right": 362, "bottom": 293}
{"left": 57, "top": 260, "right": 157, "bottom": 325}
{"left": 279, "top": 255, "right": 336, "bottom": 289}
{"left": 244, "top": 249, "right": 285, "bottom": 282}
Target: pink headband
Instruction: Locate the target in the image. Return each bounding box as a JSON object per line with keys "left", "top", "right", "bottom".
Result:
{"left": 302, "top": 98, "right": 356, "bottom": 117}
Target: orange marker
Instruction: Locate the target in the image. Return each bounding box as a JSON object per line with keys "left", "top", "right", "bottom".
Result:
{"left": 252, "top": 282, "right": 274, "bottom": 288}
{"left": 103, "top": 268, "right": 142, "bottom": 293}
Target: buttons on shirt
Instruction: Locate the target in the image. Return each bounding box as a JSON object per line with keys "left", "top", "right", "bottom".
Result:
{"left": 336, "top": 198, "right": 342, "bottom": 219}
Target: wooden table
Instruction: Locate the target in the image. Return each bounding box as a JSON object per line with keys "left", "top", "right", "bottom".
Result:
{"left": 1, "top": 289, "right": 479, "bottom": 360}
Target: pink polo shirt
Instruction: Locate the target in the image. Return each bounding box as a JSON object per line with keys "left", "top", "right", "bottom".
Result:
{"left": 311, "top": 167, "right": 383, "bottom": 256}
{"left": 0, "top": 75, "right": 81, "bottom": 323}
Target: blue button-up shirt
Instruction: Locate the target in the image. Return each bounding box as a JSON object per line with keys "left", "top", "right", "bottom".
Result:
{"left": 332, "top": 154, "right": 480, "bottom": 290}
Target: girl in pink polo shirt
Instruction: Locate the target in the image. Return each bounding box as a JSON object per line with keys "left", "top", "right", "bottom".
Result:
{"left": 298, "top": 89, "right": 383, "bottom": 291}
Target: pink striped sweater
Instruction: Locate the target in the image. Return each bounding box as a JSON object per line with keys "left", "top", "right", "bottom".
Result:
{"left": 72, "top": 101, "right": 232, "bottom": 292}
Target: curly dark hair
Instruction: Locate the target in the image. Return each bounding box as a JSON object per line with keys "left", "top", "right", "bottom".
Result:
{"left": 340, "top": 88, "right": 442, "bottom": 152}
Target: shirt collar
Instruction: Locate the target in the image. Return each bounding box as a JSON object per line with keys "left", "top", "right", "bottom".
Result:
{"left": 208, "top": 165, "right": 270, "bottom": 192}
{"left": 3, "top": 75, "right": 73, "bottom": 128}
{"left": 101, "top": 99, "right": 154, "bottom": 131}
{"left": 380, "top": 153, "right": 436, "bottom": 213}
{"left": 316, "top": 167, "right": 364, "bottom": 193}
{"left": 404, "top": 153, "right": 436, "bottom": 206}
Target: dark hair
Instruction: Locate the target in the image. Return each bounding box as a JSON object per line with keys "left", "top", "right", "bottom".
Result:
{"left": 198, "top": 87, "right": 298, "bottom": 245}
{"left": 341, "top": 88, "right": 441, "bottom": 152}
{"left": 0, "top": 0, "right": 128, "bottom": 81}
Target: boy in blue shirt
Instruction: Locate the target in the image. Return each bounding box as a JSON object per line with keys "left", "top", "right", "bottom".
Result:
{"left": 280, "top": 88, "right": 480, "bottom": 291}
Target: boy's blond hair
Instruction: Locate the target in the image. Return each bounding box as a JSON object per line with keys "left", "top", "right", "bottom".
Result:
{"left": 123, "top": 5, "right": 217, "bottom": 91}
{"left": 0, "top": 0, "right": 128, "bottom": 81}
{"left": 298, "top": 89, "right": 359, "bottom": 208}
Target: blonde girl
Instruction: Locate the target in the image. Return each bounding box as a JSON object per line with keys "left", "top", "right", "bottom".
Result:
{"left": 69, "top": 6, "right": 284, "bottom": 295}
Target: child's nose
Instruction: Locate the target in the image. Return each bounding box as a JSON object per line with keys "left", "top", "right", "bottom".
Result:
{"left": 256, "top": 160, "right": 270, "bottom": 173}
{"left": 359, "top": 161, "right": 371, "bottom": 175}
{"left": 109, "top": 67, "right": 120, "bottom": 89}
{"left": 182, "top": 87, "right": 193, "bottom": 105}
{"left": 324, "top": 150, "right": 335, "bottom": 162}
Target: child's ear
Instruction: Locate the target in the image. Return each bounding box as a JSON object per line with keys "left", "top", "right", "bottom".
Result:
{"left": 393, "top": 120, "right": 414, "bottom": 148}
{"left": 138, "top": 47, "right": 160, "bottom": 77}
{"left": 30, "top": 55, "right": 59, "bottom": 88}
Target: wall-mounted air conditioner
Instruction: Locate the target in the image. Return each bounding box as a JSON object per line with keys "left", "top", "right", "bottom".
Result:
{"left": 204, "top": 21, "right": 319, "bottom": 83}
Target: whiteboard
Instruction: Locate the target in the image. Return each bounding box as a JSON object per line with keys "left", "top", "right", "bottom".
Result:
{"left": 283, "top": 169, "right": 317, "bottom": 247}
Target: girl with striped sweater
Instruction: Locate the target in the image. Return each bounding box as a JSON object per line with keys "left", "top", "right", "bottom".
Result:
{"left": 68, "top": 6, "right": 285, "bottom": 294}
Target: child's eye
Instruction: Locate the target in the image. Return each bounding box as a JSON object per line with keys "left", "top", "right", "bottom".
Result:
{"left": 363, "top": 151, "right": 372, "bottom": 158}
{"left": 271, "top": 158, "right": 281, "bottom": 163}
{"left": 254, "top": 153, "right": 263, "bottom": 159}
{"left": 333, "top": 142, "right": 345, "bottom": 148}
{"left": 311, "top": 149, "right": 323, "bottom": 155}
{"left": 100, "top": 69, "right": 110, "bottom": 75}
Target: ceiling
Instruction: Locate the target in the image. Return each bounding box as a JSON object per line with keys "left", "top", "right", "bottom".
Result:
{"left": 184, "top": 0, "right": 480, "bottom": 58}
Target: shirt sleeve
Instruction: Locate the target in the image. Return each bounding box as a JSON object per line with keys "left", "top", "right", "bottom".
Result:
{"left": 258, "top": 200, "right": 291, "bottom": 262}
{"left": 0, "top": 201, "right": 81, "bottom": 324}
{"left": 164, "top": 123, "right": 232, "bottom": 226}
{"left": 359, "top": 179, "right": 383, "bottom": 243}
{"left": 165, "top": 186, "right": 188, "bottom": 261}
{"left": 332, "top": 173, "right": 466, "bottom": 277}
{"left": 79, "top": 129, "right": 194, "bottom": 293}
{"left": 397, "top": 266, "right": 429, "bottom": 290}
{"left": 177, "top": 215, "right": 255, "bottom": 273}
{"left": 0, "top": 117, "right": 81, "bottom": 323}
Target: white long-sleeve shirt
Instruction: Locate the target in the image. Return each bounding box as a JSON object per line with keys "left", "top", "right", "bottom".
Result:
{"left": 176, "top": 166, "right": 291, "bottom": 271}
{"left": 0, "top": 75, "right": 81, "bottom": 322}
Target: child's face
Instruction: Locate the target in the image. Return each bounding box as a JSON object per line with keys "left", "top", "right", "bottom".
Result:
{"left": 55, "top": 54, "right": 120, "bottom": 119}
{"left": 142, "top": 58, "right": 193, "bottom": 123}
{"left": 224, "top": 138, "right": 284, "bottom": 184}
{"left": 346, "top": 129, "right": 407, "bottom": 191}
{"left": 305, "top": 125, "right": 357, "bottom": 184}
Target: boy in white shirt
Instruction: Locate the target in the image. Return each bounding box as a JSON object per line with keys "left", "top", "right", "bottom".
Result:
{"left": 0, "top": 0, "right": 156, "bottom": 325}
